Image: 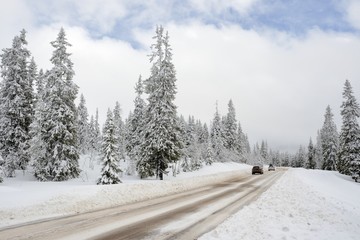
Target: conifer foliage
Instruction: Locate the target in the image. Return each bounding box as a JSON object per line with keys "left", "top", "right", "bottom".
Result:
{"left": 77, "top": 94, "right": 90, "bottom": 154}
{"left": 320, "top": 106, "right": 338, "bottom": 170}
{"left": 138, "top": 26, "right": 182, "bottom": 180}
{"left": 126, "top": 76, "right": 146, "bottom": 175}
{"left": 29, "top": 69, "right": 47, "bottom": 174}
{"left": 210, "top": 104, "right": 225, "bottom": 161}
{"left": 0, "top": 30, "right": 33, "bottom": 177}
{"left": 113, "top": 101, "right": 125, "bottom": 161}
{"left": 223, "top": 100, "right": 237, "bottom": 151}
{"left": 98, "top": 109, "right": 122, "bottom": 184}
{"left": 306, "top": 138, "right": 316, "bottom": 169}
{"left": 338, "top": 80, "right": 360, "bottom": 181}
{"left": 34, "top": 28, "right": 80, "bottom": 181}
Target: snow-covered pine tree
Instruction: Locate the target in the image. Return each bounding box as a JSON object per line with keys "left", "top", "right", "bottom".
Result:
{"left": 29, "top": 68, "right": 47, "bottom": 173}
{"left": 223, "top": 99, "right": 237, "bottom": 151}
{"left": 320, "top": 105, "right": 339, "bottom": 170}
{"left": 282, "top": 152, "right": 290, "bottom": 167}
{"left": 0, "top": 30, "right": 33, "bottom": 177}
{"left": 177, "top": 115, "right": 188, "bottom": 171}
{"left": 87, "top": 114, "right": 97, "bottom": 168}
{"left": 139, "top": 26, "right": 183, "bottom": 180}
{"left": 244, "top": 134, "right": 251, "bottom": 154}
{"left": 205, "top": 140, "right": 214, "bottom": 165}
{"left": 260, "top": 140, "right": 268, "bottom": 162}
{"left": 201, "top": 123, "right": 210, "bottom": 144}
{"left": 314, "top": 130, "right": 323, "bottom": 169}
{"left": 123, "top": 114, "right": 134, "bottom": 175}
{"left": 195, "top": 119, "right": 208, "bottom": 168}
{"left": 88, "top": 115, "right": 97, "bottom": 151}
{"left": 306, "top": 138, "right": 316, "bottom": 169}
{"left": 36, "top": 28, "right": 80, "bottom": 181}
{"left": 271, "top": 150, "right": 281, "bottom": 167}
{"left": 126, "top": 76, "right": 146, "bottom": 175}
{"left": 210, "top": 103, "right": 226, "bottom": 162}
{"left": 293, "top": 145, "right": 306, "bottom": 168}
{"left": 195, "top": 120, "right": 204, "bottom": 144}
{"left": 94, "top": 108, "right": 101, "bottom": 151}
{"left": 338, "top": 80, "right": 360, "bottom": 180}
{"left": 98, "top": 109, "right": 122, "bottom": 184}
{"left": 77, "top": 94, "right": 90, "bottom": 154}
{"left": 184, "top": 116, "right": 202, "bottom": 171}
{"left": 181, "top": 116, "right": 192, "bottom": 172}
{"left": 113, "top": 101, "right": 125, "bottom": 161}
{"left": 35, "top": 69, "right": 45, "bottom": 99}
{"left": 26, "top": 57, "right": 36, "bottom": 120}
{"left": 236, "top": 123, "right": 249, "bottom": 162}
{"left": 0, "top": 156, "right": 3, "bottom": 182}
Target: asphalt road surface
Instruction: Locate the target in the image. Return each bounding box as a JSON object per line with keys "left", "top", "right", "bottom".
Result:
{"left": 0, "top": 168, "right": 286, "bottom": 240}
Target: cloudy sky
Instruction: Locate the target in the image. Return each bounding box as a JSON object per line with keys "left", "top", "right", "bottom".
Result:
{"left": 1, "top": 0, "right": 360, "bottom": 153}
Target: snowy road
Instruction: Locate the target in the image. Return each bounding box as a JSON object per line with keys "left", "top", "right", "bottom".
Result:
{"left": 0, "top": 169, "right": 285, "bottom": 240}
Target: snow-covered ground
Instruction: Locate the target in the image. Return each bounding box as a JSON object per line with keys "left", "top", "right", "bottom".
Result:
{"left": 200, "top": 168, "right": 360, "bottom": 240}
{"left": 1, "top": 157, "right": 359, "bottom": 240}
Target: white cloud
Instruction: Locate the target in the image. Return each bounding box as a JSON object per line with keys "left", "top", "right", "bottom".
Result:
{"left": 72, "top": 0, "right": 127, "bottom": 33}
{"left": 343, "top": 0, "right": 360, "bottom": 30}
{"left": 0, "top": 0, "right": 33, "bottom": 47}
{"left": 188, "top": 0, "right": 259, "bottom": 15}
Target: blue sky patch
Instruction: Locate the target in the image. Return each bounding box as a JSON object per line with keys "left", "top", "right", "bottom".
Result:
{"left": 26, "top": 0, "right": 358, "bottom": 48}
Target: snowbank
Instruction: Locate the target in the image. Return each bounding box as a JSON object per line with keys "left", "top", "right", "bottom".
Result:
{"left": 200, "top": 168, "right": 360, "bottom": 240}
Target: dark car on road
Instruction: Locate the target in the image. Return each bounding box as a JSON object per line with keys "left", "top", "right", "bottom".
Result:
{"left": 268, "top": 164, "right": 275, "bottom": 171}
{"left": 252, "top": 165, "right": 263, "bottom": 175}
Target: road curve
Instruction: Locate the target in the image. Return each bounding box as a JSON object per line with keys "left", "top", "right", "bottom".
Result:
{"left": 0, "top": 169, "right": 286, "bottom": 240}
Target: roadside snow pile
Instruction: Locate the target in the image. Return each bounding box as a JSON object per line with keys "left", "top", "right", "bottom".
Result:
{"left": 0, "top": 160, "right": 251, "bottom": 228}
{"left": 200, "top": 168, "right": 360, "bottom": 240}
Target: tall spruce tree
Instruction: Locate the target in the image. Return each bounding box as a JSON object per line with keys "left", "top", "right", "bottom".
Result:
{"left": 205, "top": 140, "right": 214, "bottom": 165}
{"left": 98, "top": 109, "right": 122, "bottom": 184}
{"left": 260, "top": 140, "right": 268, "bottom": 161}
{"left": 245, "top": 135, "right": 251, "bottom": 154}
{"left": 35, "top": 69, "right": 45, "bottom": 99}
{"left": 0, "top": 30, "right": 33, "bottom": 177}
{"left": 113, "top": 101, "right": 125, "bottom": 161}
{"left": 223, "top": 99, "right": 237, "bottom": 151}
{"left": 29, "top": 69, "right": 47, "bottom": 171}
{"left": 293, "top": 145, "right": 306, "bottom": 168}
{"left": 235, "top": 123, "right": 245, "bottom": 158}
{"left": 77, "top": 94, "right": 90, "bottom": 154}
{"left": 35, "top": 28, "right": 80, "bottom": 181}
{"left": 183, "top": 116, "right": 202, "bottom": 171}
{"left": 138, "top": 26, "right": 182, "bottom": 180}
{"left": 282, "top": 152, "right": 290, "bottom": 167}
{"left": 126, "top": 76, "right": 146, "bottom": 175}
{"left": 94, "top": 108, "right": 101, "bottom": 151}
{"left": 210, "top": 103, "right": 225, "bottom": 162}
{"left": 88, "top": 115, "right": 96, "bottom": 151}
{"left": 320, "top": 106, "right": 339, "bottom": 170}
{"left": 338, "top": 80, "right": 360, "bottom": 181}
{"left": 314, "top": 130, "right": 324, "bottom": 169}
{"left": 26, "top": 57, "right": 36, "bottom": 119}
{"left": 306, "top": 138, "right": 316, "bottom": 169}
